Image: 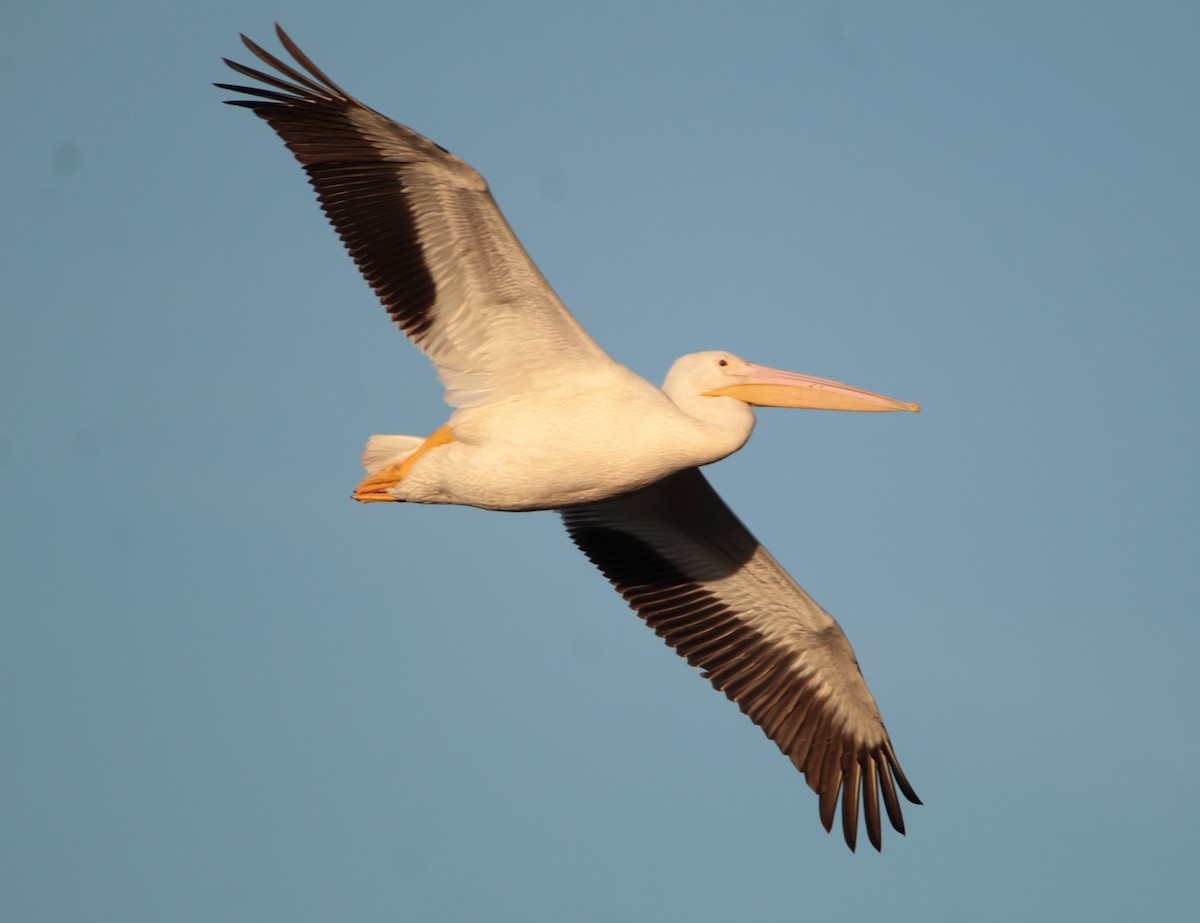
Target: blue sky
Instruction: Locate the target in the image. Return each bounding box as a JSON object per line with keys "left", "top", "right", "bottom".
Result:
{"left": 3, "top": 1, "right": 1198, "bottom": 920}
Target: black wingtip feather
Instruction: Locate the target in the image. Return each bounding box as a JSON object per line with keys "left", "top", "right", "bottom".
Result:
{"left": 841, "top": 759, "right": 861, "bottom": 852}
{"left": 863, "top": 758, "right": 883, "bottom": 852}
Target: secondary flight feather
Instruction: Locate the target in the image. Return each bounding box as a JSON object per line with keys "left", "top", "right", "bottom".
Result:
{"left": 218, "top": 25, "right": 921, "bottom": 851}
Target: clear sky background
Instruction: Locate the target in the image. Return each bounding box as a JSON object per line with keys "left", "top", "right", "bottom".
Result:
{"left": 3, "top": 2, "right": 1198, "bottom": 920}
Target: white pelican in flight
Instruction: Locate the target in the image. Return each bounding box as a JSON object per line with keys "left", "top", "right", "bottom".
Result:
{"left": 220, "top": 26, "right": 922, "bottom": 851}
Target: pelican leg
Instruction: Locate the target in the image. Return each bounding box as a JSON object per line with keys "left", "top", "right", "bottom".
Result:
{"left": 352, "top": 423, "right": 454, "bottom": 502}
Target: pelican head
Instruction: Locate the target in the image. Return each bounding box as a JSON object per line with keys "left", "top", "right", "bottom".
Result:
{"left": 665, "top": 351, "right": 919, "bottom": 414}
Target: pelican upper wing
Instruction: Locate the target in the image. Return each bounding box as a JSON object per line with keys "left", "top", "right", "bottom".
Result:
{"left": 218, "top": 27, "right": 614, "bottom": 408}
{"left": 561, "top": 468, "right": 920, "bottom": 851}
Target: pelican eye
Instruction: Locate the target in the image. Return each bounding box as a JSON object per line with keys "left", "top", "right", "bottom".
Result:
{"left": 718, "top": 358, "right": 728, "bottom": 367}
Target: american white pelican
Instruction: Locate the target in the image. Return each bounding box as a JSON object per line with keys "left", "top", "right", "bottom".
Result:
{"left": 219, "top": 27, "right": 922, "bottom": 851}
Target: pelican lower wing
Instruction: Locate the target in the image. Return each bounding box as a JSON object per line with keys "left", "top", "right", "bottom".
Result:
{"left": 560, "top": 467, "right": 920, "bottom": 852}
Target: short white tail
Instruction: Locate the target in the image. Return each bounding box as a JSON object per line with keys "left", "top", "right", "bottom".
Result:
{"left": 361, "top": 435, "right": 425, "bottom": 474}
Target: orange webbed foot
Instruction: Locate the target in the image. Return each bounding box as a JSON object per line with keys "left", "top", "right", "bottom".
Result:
{"left": 352, "top": 424, "right": 454, "bottom": 503}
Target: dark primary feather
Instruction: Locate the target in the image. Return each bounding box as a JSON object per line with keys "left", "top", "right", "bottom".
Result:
{"left": 217, "top": 26, "right": 466, "bottom": 351}
{"left": 562, "top": 469, "right": 919, "bottom": 851}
